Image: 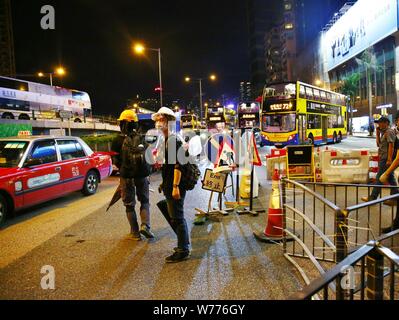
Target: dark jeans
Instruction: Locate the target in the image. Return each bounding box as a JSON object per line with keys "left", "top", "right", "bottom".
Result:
{"left": 371, "top": 159, "right": 399, "bottom": 199}
{"left": 157, "top": 194, "right": 190, "bottom": 252}
{"left": 120, "top": 177, "right": 150, "bottom": 232}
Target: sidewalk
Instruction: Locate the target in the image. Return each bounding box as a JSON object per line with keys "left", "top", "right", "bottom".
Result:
{"left": 352, "top": 132, "right": 376, "bottom": 139}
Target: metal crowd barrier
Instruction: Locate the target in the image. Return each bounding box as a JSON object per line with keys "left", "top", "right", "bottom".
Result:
{"left": 281, "top": 179, "right": 399, "bottom": 300}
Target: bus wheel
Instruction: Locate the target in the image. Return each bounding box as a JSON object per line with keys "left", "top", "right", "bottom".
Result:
{"left": 308, "top": 134, "right": 314, "bottom": 145}
{"left": 18, "top": 114, "right": 30, "bottom": 121}
{"left": 74, "top": 118, "right": 82, "bottom": 123}
{"left": 1, "top": 113, "right": 14, "bottom": 120}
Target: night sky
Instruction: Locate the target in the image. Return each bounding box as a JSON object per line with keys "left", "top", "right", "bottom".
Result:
{"left": 11, "top": 0, "right": 250, "bottom": 116}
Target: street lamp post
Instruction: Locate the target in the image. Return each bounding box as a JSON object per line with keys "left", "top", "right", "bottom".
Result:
{"left": 38, "top": 67, "right": 66, "bottom": 86}
{"left": 134, "top": 44, "right": 163, "bottom": 108}
{"left": 185, "top": 74, "right": 216, "bottom": 121}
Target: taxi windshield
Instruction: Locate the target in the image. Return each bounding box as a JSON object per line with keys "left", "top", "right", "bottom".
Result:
{"left": 0, "top": 141, "right": 29, "bottom": 168}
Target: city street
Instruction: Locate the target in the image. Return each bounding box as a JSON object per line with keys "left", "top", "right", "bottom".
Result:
{"left": 0, "top": 136, "right": 381, "bottom": 300}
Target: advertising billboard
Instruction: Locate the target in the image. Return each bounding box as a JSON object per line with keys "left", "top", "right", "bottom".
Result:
{"left": 323, "top": 0, "right": 398, "bottom": 71}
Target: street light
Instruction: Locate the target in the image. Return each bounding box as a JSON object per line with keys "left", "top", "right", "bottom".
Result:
{"left": 133, "top": 42, "right": 163, "bottom": 108}
{"left": 185, "top": 74, "right": 217, "bottom": 121}
{"left": 37, "top": 67, "right": 66, "bottom": 86}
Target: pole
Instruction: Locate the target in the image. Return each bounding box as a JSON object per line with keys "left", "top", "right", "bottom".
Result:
{"left": 50, "top": 73, "right": 53, "bottom": 87}
{"left": 68, "top": 118, "right": 71, "bottom": 136}
{"left": 158, "top": 49, "right": 163, "bottom": 108}
{"left": 199, "top": 79, "right": 203, "bottom": 121}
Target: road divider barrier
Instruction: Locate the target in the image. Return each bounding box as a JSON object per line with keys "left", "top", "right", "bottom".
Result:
{"left": 369, "top": 153, "right": 379, "bottom": 183}
{"left": 321, "top": 149, "right": 369, "bottom": 183}
{"left": 266, "top": 147, "right": 375, "bottom": 184}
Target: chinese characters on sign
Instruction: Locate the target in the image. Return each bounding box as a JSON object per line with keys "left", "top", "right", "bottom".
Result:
{"left": 202, "top": 169, "right": 228, "bottom": 193}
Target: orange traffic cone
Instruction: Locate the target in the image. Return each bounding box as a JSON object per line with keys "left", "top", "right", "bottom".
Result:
{"left": 254, "top": 169, "right": 293, "bottom": 243}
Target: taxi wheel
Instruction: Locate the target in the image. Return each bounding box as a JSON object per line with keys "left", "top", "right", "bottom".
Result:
{"left": 0, "top": 194, "right": 8, "bottom": 226}
{"left": 82, "top": 171, "right": 99, "bottom": 196}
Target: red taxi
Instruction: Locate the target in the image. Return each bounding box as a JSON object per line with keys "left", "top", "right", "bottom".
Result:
{"left": 0, "top": 135, "right": 113, "bottom": 226}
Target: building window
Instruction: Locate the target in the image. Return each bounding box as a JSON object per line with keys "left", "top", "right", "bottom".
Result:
{"left": 285, "top": 3, "right": 292, "bottom": 10}
{"left": 285, "top": 23, "right": 294, "bottom": 30}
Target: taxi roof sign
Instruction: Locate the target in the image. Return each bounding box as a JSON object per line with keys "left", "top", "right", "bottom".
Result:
{"left": 18, "top": 131, "right": 32, "bottom": 137}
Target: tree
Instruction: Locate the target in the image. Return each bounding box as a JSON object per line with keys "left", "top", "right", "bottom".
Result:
{"left": 341, "top": 73, "right": 360, "bottom": 135}
{"left": 355, "top": 48, "right": 382, "bottom": 136}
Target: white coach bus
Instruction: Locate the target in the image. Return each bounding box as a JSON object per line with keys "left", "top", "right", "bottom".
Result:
{"left": 0, "top": 76, "right": 92, "bottom": 122}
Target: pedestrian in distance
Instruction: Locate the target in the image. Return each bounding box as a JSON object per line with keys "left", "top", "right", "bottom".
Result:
{"left": 153, "top": 107, "right": 191, "bottom": 263}
{"left": 362, "top": 116, "right": 398, "bottom": 205}
{"left": 111, "top": 109, "right": 154, "bottom": 241}
{"left": 379, "top": 112, "right": 399, "bottom": 233}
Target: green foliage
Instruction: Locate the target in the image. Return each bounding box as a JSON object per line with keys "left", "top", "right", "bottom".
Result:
{"left": 0, "top": 124, "right": 32, "bottom": 138}
{"left": 341, "top": 73, "right": 360, "bottom": 99}
{"left": 81, "top": 134, "right": 117, "bottom": 145}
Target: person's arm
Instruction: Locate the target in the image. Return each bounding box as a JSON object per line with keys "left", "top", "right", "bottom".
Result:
{"left": 111, "top": 136, "right": 122, "bottom": 169}
{"left": 380, "top": 150, "right": 399, "bottom": 183}
{"left": 376, "top": 126, "right": 381, "bottom": 147}
{"left": 172, "top": 165, "right": 182, "bottom": 200}
{"left": 387, "top": 142, "right": 394, "bottom": 167}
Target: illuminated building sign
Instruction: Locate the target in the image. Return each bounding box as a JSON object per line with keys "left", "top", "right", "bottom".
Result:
{"left": 322, "top": 0, "right": 398, "bottom": 71}
{"left": 209, "top": 117, "right": 222, "bottom": 122}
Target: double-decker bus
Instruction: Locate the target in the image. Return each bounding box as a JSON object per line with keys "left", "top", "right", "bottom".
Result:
{"left": 261, "top": 81, "right": 347, "bottom": 147}
{"left": 0, "top": 76, "right": 92, "bottom": 122}
{"left": 181, "top": 113, "right": 200, "bottom": 131}
{"left": 238, "top": 102, "right": 260, "bottom": 129}
{"left": 205, "top": 105, "right": 226, "bottom": 132}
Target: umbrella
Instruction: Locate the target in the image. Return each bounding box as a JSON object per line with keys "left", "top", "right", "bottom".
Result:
{"left": 106, "top": 184, "right": 121, "bottom": 212}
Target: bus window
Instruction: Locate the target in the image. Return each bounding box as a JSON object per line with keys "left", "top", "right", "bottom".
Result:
{"left": 299, "top": 85, "right": 306, "bottom": 99}
{"left": 320, "top": 91, "right": 327, "bottom": 102}
{"left": 305, "top": 87, "right": 314, "bottom": 100}
{"left": 262, "top": 114, "right": 296, "bottom": 133}
{"left": 308, "top": 114, "right": 321, "bottom": 129}
{"left": 326, "top": 92, "right": 332, "bottom": 103}
{"left": 313, "top": 89, "right": 320, "bottom": 101}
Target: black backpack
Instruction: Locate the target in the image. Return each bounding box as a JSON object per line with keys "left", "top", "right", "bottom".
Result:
{"left": 121, "top": 133, "right": 152, "bottom": 178}
{"left": 177, "top": 157, "right": 201, "bottom": 191}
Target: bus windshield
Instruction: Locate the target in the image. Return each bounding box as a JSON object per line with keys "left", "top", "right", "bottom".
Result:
{"left": 262, "top": 114, "right": 296, "bottom": 133}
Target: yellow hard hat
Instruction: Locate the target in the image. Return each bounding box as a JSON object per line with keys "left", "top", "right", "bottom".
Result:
{"left": 118, "top": 109, "right": 138, "bottom": 122}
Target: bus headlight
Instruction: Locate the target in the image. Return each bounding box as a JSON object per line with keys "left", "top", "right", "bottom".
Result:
{"left": 288, "top": 135, "right": 296, "bottom": 141}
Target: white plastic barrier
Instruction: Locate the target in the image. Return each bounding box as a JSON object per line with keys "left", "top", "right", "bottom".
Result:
{"left": 322, "top": 150, "right": 370, "bottom": 183}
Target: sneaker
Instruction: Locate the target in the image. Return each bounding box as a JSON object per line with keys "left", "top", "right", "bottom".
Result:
{"left": 361, "top": 196, "right": 376, "bottom": 202}
{"left": 129, "top": 233, "right": 142, "bottom": 241}
{"left": 140, "top": 224, "right": 155, "bottom": 239}
{"left": 165, "top": 251, "right": 191, "bottom": 263}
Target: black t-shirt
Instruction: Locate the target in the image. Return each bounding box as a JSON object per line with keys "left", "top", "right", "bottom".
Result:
{"left": 161, "top": 135, "right": 186, "bottom": 199}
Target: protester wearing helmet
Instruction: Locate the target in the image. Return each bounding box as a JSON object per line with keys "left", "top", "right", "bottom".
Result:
{"left": 153, "top": 107, "right": 191, "bottom": 263}
{"left": 111, "top": 109, "right": 155, "bottom": 241}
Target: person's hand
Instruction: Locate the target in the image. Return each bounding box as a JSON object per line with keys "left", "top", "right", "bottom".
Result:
{"left": 158, "top": 183, "right": 163, "bottom": 194}
{"left": 386, "top": 159, "right": 392, "bottom": 167}
{"left": 380, "top": 173, "right": 389, "bottom": 184}
{"left": 172, "top": 185, "right": 181, "bottom": 200}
